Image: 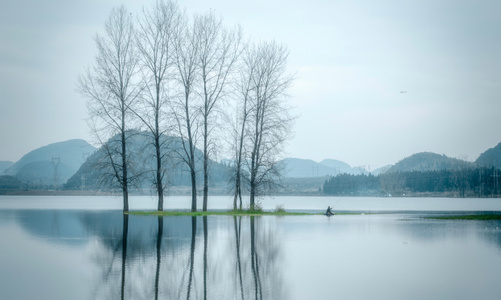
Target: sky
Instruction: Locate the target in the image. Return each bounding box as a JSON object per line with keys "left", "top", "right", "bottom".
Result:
{"left": 1, "top": 0, "right": 501, "bottom": 170}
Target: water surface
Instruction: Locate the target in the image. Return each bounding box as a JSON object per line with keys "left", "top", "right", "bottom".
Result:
{"left": 1, "top": 196, "right": 501, "bottom": 299}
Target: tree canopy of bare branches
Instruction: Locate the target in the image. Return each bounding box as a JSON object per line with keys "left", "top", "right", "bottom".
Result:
{"left": 195, "top": 12, "right": 242, "bottom": 211}
{"left": 79, "top": 2, "right": 295, "bottom": 212}
{"left": 135, "top": 0, "right": 181, "bottom": 211}
{"left": 171, "top": 12, "right": 201, "bottom": 212}
{"left": 78, "top": 5, "right": 141, "bottom": 212}
{"left": 242, "top": 41, "right": 295, "bottom": 209}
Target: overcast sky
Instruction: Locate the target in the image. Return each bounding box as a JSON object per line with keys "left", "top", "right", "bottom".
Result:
{"left": 1, "top": 0, "right": 501, "bottom": 170}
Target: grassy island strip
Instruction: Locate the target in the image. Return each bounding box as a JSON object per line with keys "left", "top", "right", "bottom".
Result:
{"left": 127, "top": 209, "right": 320, "bottom": 217}
{"left": 427, "top": 214, "right": 501, "bottom": 221}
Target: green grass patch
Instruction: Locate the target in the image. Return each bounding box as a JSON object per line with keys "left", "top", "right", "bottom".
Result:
{"left": 427, "top": 214, "right": 501, "bottom": 221}
{"left": 127, "top": 209, "right": 317, "bottom": 217}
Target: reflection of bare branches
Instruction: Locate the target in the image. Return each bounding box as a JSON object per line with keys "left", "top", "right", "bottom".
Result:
{"left": 234, "top": 216, "right": 245, "bottom": 299}
{"left": 121, "top": 215, "right": 129, "bottom": 300}
{"left": 250, "top": 216, "right": 263, "bottom": 300}
{"left": 89, "top": 240, "right": 123, "bottom": 299}
{"left": 186, "top": 217, "right": 197, "bottom": 300}
{"left": 228, "top": 216, "right": 287, "bottom": 300}
{"left": 84, "top": 214, "right": 286, "bottom": 299}
{"left": 85, "top": 213, "right": 127, "bottom": 300}
{"left": 154, "top": 217, "right": 163, "bottom": 300}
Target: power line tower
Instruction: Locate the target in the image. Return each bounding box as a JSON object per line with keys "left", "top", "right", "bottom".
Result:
{"left": 52, "top": 157, "right": 60, "bottom": 190}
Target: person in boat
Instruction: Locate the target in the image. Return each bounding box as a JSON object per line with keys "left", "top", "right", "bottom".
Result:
{"left": 326, "top": 206, "right": 334, "bottom": 215}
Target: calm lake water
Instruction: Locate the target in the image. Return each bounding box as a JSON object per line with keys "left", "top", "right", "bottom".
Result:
{"left": 1, "top": 195, "right": 501, "bottom": 299}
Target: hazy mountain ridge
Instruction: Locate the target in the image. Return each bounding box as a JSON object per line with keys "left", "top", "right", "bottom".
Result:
{"left": 3, "top": 138, "right": 501, "bottom": 192}
{"left": 64, "top": 133, "right": 230, "bottom": 192}
{"left": 476, "top": 141, "right": 501, "bottom": 170}
{"left": 387, "top": 152, "right": 473, "bottom": 173}
{"left": 280, "top": 158, "right": 392, "bottom": 178}
{"left": 0, "top": 161, "right": 13, "bottom": 173}
{"left": 279, "top": 158, "right": 340, "bottom": 178}
{"left": 1, "top": 139, "right": 96, "bottom": 187}
{"left": 388, "top": 142, "right": 501, "bottom": 174}
{"left": 281, "top": 144, "right": 501, "bottom": 179}
{"left": 319, "top": 159, "right": 353, "bottom": 173}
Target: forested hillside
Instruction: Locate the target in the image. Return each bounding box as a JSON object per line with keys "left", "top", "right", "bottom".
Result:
{"left": 324, "top": 167, "right": 501, "bottom": 197}
{"left": 64, "top": 133, "right": 230, "bottom": 193}
{"left": 387, "top": 152, "right": 473, "bottom": 173}
{"left": 476, "top": 142, "right": 501, "bottom": 170}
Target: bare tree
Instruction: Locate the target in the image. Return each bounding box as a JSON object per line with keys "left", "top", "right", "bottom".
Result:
{"left": 172, "top": 14, "right": 200, "bottom": 212}
{"left": 243, "top": 41, "right": 294, "bottom": 209}
{"left": 78, "top": 6, "right": 140, "bottom": 212}
{"left": 135, "top": 0, "right": 181, "bottom": 211}
{"left": 195, "top": 12, "right": 242, "bottom": 211}
{"left": 231, "top": 52, "right": 255, "bottom": 210}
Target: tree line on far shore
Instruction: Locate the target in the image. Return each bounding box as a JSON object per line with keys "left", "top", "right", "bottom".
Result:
{"left": 323, "top": 167, "right": 501, "bottom": 197}
{"left": 78, "top": 1, "right": 294, "bottom": 212}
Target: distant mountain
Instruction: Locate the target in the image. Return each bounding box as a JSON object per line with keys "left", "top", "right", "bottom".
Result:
{"left": 64, "top": 133, "right": 230, "bottom": 191}
{"left": 318, "top": 159, "right": 354, "bottom": 174}
{"left": 372, "top": 164, "right": 393, "bottom": 175}
{"left": 387, "top": 152, "right": 472, "bottom": 173}
{"left": 279, "top": 158, "right": 367, "bottom": 178}
{"left": 280, "top": 158, "right": 337, "bottom": 178}
{"left": 2, "top": 139, "right": 96, "bottom": 187}
{"left": 0, "top": 161, "right": 13, "bottom": 173}
{"left": 476, "top": 142, "right": 501, "bottom": 169}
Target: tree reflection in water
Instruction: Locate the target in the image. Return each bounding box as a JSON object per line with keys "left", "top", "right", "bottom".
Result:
{"left": 9, "top": 209, "right": 501, "bottom": 299}
{"left": 229, "top": 216, "right": 287, "bottom": 300}
{"left": 121, "top": 214, "right": 128, "bottom": 300}
{"left": 154, "top": 216, "right": 162, "bottom": 300}
{"left": 186, "top": 216, "right": 196, "bottom": 300}
{"left": 85, "top": 214, "right": 286, "bottom": 299}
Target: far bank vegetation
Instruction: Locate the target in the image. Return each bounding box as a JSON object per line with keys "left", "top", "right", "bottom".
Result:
{"left": 322, "top": 167, "right": 501, "bottom": 198}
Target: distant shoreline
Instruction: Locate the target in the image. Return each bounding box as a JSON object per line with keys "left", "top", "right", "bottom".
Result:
{"left": 0, "top": 189, "right": 498, "bottom": 198}
{"left": 0, "top": 190, "right": 113, "bottom": 196}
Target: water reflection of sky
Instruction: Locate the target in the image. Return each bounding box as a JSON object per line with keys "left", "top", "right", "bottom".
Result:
{"left": 1, "top": 208, "right": 501, "bottom": 299}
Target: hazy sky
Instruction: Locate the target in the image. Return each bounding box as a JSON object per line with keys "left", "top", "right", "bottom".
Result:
{"left": 1, "top": 0, "right": 501, "bottom": 169}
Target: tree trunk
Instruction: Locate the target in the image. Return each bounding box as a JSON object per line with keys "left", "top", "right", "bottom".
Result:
{"left": 190, "top": 163, "right": 197, "bottom": 212}
{"left": 185, "top": 92, "right": 197, "bottom": 212}
{"left": 155, "top": 130, "right": 164, "bottom": 211}
{"left": 233, "top": 169, "right": 240, "bottom": 210}
{"left": 203, "top": 119, "right": 208, "bottom": 211}
{"left": 121, "top": 126, "right": 129, "bottom": 212}
{"left": 249, "top": 171, "right": 256, "bottom": 210}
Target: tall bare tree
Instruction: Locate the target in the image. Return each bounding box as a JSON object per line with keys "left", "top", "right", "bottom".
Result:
{"left": 243, "top": 41, "right": 294, "bottom": 209}
{"left": 135, "top": 0, "right": 181, "bottom": 211}
{"left": 78, "top": 6, "right": 140, "bottom": 212}
{"left": 172, "top": 14, "right": 200, "bottom": 212}
{"left": 231, "top": 53, "right": 255, "bottom": 210}
{"left": 195, "top": 13, "right": 242, "bottom": 211}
